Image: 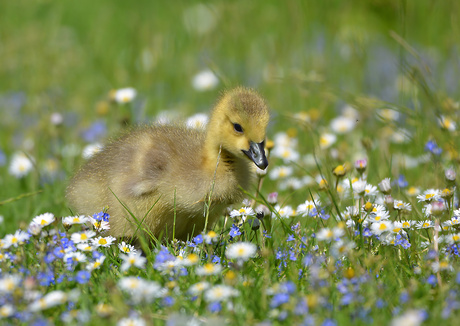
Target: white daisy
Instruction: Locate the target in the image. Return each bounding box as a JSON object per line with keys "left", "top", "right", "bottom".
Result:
{"left": 92, "top": 236, "right": 116, "bottom": 248}
{"left": 188, "top": 281, "right": 210, "bottom": 296}
{"left": 417, "top": 189, "right": 441, "bottom": 202}
{"left": 316, "top": 227, "right": 344, "bottom": 242}
{"left": 9, "top": 152, "right": 34, "bottom": 178}
{"left": 226, "top": 242, "right": 257, "bottom": 262}
{"left": 88, "top": 217, "right": 110, "bottom": 231}
{"left": 393, "top": 200, "right": 412, "bottom": 212}
{"left": 319, "top": 133, "right": 336, "bottom": 149}
{"left": 269, "top": 166, "right": 293, "bottom": 180}
{"left": 400, "top": 220, "right": 415, "bottom": 229}
{"left": 415, "top": 220, "right": 434, "bottom": 229}
{"left": 377, "top": 108, "right": 400, "bottom": 121}
{"left": 2, "top": 230, "right": 30, "bottom": 249}
{"left": 229, "top": 207, "right": 255, "bottom": 220}
{"left": 271, "top": 146, "right": 300, "bottom": 163}
{"left": 186, "top": 113, "right": 208, "bottom": 129}
{"left": 438, "top": 115, "right": 456, "bottom": 131}
{"left": 86, "top": 256, "right": 106, "bottom": 271}
{"left": 0, "top": 304, "right": 14, "bottom": 318}
{"left": 192, "top": 69, "right": 219, "bottom": 91}
{"left": 62, "top": 215, "right": 90, "bottom": 227}
{"left": 63, "top": 252, "right": 87, "bottom": 265}
{"left": 330, "top": 115, "right": 356, "bottom": 134}
{"left": 118, "top": 241, "right": 137, "bottom": 254}
{"left": 370, "top": 220, "right": 393, "bottom": 235}
{"left": 431, "top": 260, "right": 453, "bottom": 273}
{"left": 0, "top": 274, "right": 21, "bottom": 294}
{"left": 273, "top": 205, "right": 295, "bottom": 218}
{"left": 364, "top": 184, "right": 378, "bottom": 197}
{"left": 297, "top": 199, "right": 321, "bottom": 217}
{"left": 330, "top": 240, "right": 355, "bottom": 258}
{"left": 77, "top": 243, "right": 97, "bottom": 252}
{"left": 203, "top": 230, "right": 219, "bottom": 244}
{"left": 120, "top": 252, "right": 147, "bottom": 272}
{"left": 31, "top": 213, "right": 55, "bottom": 227}
{"left": 71, "top": 231, "right": 96, "bottom": 244}
{"left": 112, "top": 87, "right": 137, "bottom": 104}
{"left": 82, "top": 143, "right": 103, "bottom": 159}
{"left": 182, "top": 253, "right": 200, "bottom": 266}
{"left": 273, "top": 132, "right": 298, "bottom": 148}
{"left": 118, "top": 317, "right": 146, "bottom": 326}
{"left": 196, "top": 263, "right": 222, "bottom": 276}
{"left": 29, "top": 291, "right": 68, "bottom": 312}
{"left": 204, "top": 285, "right": 239, "bottom": 302}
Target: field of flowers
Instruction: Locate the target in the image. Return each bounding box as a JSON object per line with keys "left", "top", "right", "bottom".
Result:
{"left": 1, "top": 1, "right": 460, "bottom": 325}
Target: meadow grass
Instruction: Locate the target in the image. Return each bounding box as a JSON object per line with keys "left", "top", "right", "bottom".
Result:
{"left": 1, "top": 1, "right": 460, "bottom": 325}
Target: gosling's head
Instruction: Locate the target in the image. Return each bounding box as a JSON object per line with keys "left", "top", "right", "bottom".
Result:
{"left": 209, "top": 87, "right": 270, "bottom": 169}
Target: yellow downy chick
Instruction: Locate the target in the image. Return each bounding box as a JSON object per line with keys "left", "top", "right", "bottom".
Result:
{"left": 66, "top": 87, "right": 270, "bottom": 241}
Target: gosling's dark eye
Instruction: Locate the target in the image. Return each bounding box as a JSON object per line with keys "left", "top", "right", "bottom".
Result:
{"left": 233, "top": 123, "right": 243, "bottom": 133}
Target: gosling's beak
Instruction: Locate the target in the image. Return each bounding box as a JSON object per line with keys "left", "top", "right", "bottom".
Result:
{"left": 243, "top": 141, "right": 268, "bottom": 170}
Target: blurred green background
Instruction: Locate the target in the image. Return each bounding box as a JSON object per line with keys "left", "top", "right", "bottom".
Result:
{"left": 0, "top": 0, "right": 459, "bottom": 231}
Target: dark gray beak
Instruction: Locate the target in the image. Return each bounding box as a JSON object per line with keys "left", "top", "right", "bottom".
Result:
{"left": 243, "top": 141, "right": 268, "bottom": 170}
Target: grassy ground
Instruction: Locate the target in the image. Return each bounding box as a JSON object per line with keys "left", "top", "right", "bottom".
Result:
{"left": 1, "top": 0, "right": 460, "bottom": 325}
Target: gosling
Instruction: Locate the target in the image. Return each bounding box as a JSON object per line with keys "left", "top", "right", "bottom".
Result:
{"left": 66, "top": 87, "right": 270, "bottom": 241}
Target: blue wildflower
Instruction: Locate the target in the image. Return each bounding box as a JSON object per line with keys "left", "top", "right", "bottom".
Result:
{"left": 278, "top": 310, "right": 288, "bottom": 321}
{"left": 322, "top": 318, "right": 337, "bottom": 326}
{"left": 289, "top": 249, "right": 297, "bottom": 261}
{"left": 399, "top": 291, "right": 409, "bottom": 304}
{"left": 319, "top": 209, "right": 330, "bottom": 220}
{"left": 93, "top": 211, "right": 110, "bottom": 222}
{"left": 162, "top": 296, "right": 175, "bottom": 307}
{"left": 425, "top": 140, "right": 442, "bottom": 156}
{"left": 376, "top": 299, "right": 386, "bottom": 308}
{"left": 192, "top": 234, "right": 203, "bottom": 245}
{"left": 76, "top": 270, "right": 91, "bottom": 284}
{"left": 287, "top": 234, "right": 295, "bottom": 242}
{"left": 270, "top": 293, "right": 290, "bottom": 308}
{"left": 0, "top": 149, "right": 6, "bottom": 166}
{"left": 153, "top": 246, "right": 175, "bottom": 270}
{"left": 229, "top": 224, "right": 242, "bottom": 238}
{"left": 208, "top": 302, "right": 222, "bottom": 313}
{"left": 281, "top": 281, "right": 296, "bottom": 294}
{"left": 396, "top": 174, "right": 408, "bottom": 188}
{"left": 81, "top": 120, "right": 107, "bottom": 142}
{"left": 37, "top": 271, "right": 55, "bottom": 286}
{"left": 426, "top": 275, "right": 437, "bottom": 286}
{"left": 394, "top": 234, "right": 411, "bottom": 249}
{"left": 363, "top": 228, "right": 372, "bottom": 237}
{"left": 446, "top": 244, "right": 460, "bottom": 258}
{"left": 309, "top": 208, "right": 318, "bottom": 218}
{"left": 341, "top": 293, "right": 354, "bottom": 305}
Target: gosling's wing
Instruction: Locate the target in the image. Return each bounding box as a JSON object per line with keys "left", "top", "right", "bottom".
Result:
{"left": 112, "top": 125, "right": 205, "bottom": 198}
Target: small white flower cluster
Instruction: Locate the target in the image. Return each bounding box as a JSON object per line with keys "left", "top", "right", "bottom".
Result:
{"left": 118, "top": 277, "right": 165, "bottom": 304}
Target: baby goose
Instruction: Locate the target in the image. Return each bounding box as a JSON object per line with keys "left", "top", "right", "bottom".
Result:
{"left": 66, "top": 87, "right": 270, "bottom": 241}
